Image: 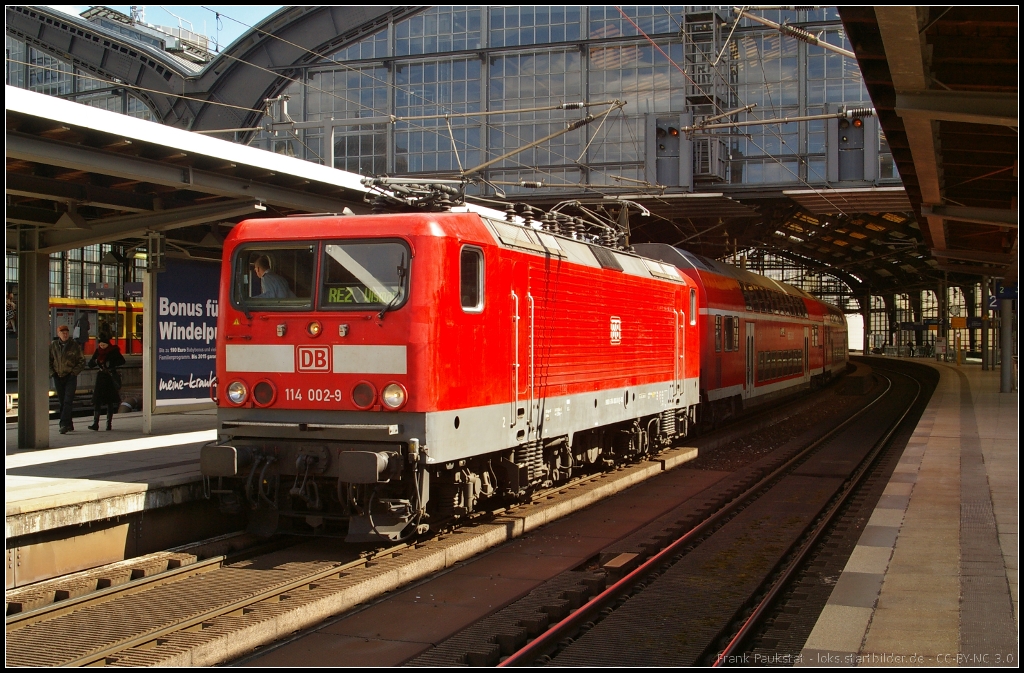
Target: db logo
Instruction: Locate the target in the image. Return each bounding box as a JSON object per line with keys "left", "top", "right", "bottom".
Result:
{"left": 297, "top": 346, "right": 330, "bottom": 372}
{"left": 610, "top": 316, "right": 622, "bottom": 345}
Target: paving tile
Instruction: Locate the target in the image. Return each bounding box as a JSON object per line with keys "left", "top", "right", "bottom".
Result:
{"left": 857, "top": 525, "right": 899, "bottom": 548}
{"left": 801, "top": 604, "right": 872, "bottom": 652}
{"left": 874, "top": 588, "right": 959, "bottom": 612}
{"left": 863, "top": 613, "right": 958, "bottom": 654}
{"left": 881, "top": 482, "right": 914, "bottom": 496}
{"left": 843, "top": 546, "right": 893, "bottom": 574}
{"left": 825, "top": 572, "right": 884, "bottom": 609}
{"left": 880, "top": 571, "right": 958, "bottom": 595}
{"left": 866, "top": 508, "right": 906, "bottom": 528}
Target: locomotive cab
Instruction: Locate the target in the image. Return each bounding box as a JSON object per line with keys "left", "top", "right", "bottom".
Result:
{"left": 206, "top": 220, "right": 427, "bottom": 541}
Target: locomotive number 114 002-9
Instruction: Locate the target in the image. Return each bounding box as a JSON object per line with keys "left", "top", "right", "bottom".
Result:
{"left": 284, "top": 388, "right": 344, "bottom": 402}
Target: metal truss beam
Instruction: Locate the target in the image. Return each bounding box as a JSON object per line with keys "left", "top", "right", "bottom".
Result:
{"left": 921, "top": 204, "right": 1017, "bottom": 228}
{"left": 895, "top": 91, "right": 1018, "bottom": 127}
{"left": 33, "top": 200, "right": 262, "bottom": 254}
{"left": 7, "top": 172, "right": 154, "bottom": 212}
{"left": 6, "top": 132, "right": 362, "bottom": 214}
{"left": 930, "top": 249, "right": 1015, "bottom": 266}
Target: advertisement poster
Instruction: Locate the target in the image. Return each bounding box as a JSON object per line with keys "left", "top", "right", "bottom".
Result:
{"left": 156, "top": 258, "right": 219, "bottom": 406}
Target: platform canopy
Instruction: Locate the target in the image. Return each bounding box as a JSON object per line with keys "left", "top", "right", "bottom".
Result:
{"left": 6, "top": 86, "right": 371, "bottom": 256}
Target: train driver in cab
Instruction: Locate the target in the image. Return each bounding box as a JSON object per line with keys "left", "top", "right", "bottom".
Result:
{"left": 253, "top": 255, "right": 296, "bottom": 299}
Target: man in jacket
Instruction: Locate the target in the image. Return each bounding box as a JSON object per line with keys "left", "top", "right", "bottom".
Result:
{"left": 49, "top": 324, "right": 85, "bottom": 433}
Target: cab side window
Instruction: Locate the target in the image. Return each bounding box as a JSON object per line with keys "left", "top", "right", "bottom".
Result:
{"left": 460, "top": 247, "right": 484, "bottom": 312}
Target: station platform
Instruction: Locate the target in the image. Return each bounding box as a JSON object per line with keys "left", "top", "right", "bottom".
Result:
{"left": 800, "top": 359, "right": 1018, "bottom": 666}
{"left": 5, "top": 409, "right": 220, "bottom": 587}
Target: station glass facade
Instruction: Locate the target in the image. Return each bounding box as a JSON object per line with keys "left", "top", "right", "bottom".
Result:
{"left": 249, "top": 6, "right": 895, "bottom": 195}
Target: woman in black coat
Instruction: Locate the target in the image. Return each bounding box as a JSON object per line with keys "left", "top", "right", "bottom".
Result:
{"left": 88, "top": 335, "right": 125, "bottom": 431}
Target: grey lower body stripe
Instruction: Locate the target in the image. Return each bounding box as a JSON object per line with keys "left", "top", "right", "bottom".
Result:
{"left": 956, "top": 368, "right": 1016, "bottom": 657}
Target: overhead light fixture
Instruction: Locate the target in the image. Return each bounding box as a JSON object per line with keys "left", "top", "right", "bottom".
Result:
{"left": 255, "top": 202, "right": 267, "bottom": 211}
{"left": 101, "top": 250, "right": 126, "bottom": 265}
{"left": 199, "top": 232, "right": 222, "bottom": 247}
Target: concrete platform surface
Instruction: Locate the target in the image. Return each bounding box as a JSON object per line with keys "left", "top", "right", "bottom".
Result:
{"left": 800, "top": 359, "right": 1018, "bottom": 667}
{"left": 5, "top": 410, "right": 216, "bottom": 538}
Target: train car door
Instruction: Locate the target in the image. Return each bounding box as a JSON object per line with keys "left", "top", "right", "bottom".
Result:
{"left": 803, "top": 326, "right": 810, "bottom": 382}
{"left": 744, "top": 322, "right": 755, "bottom": 398}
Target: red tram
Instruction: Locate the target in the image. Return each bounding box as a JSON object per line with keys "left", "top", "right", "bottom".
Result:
{"left": 201, "top": 210, "right": 847, "bottom": 542}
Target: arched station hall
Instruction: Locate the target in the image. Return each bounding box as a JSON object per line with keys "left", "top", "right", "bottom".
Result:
{"left": 4, "top": 5, "right": 1017, "bottom": 667}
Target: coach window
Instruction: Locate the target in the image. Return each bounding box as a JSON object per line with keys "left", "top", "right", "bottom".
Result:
{"left": 460, "top": 246, "right": 485, "bottom": 313}
{"left": 715, "top": 315, "right": 722, "bottom": 352}
{"left": 690, "top": 289, "right": 697, "bottom": 325}
{"left": 733, "top": 316, "right": 740, "bottom": 352}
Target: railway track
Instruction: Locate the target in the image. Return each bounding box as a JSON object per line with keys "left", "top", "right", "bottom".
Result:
{"left": 494, "top": 362, "right": 926, "bottom": 666}
{"left": 5, "top": 368, "right": 869, "bottom": 667}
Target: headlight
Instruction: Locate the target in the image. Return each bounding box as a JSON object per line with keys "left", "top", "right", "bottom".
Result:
{"left": 381, "top": 382, "right": 407, "bottom": 410}
{"left": 226, "top": 380, "right": 248, "bottom": 405}
{"left": 307, "top": 320, "right": 322, "bottom": 337}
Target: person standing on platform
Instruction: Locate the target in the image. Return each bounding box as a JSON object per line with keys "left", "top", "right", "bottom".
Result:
{"left": 49, "top": 324, "right": 85, "bottom": 434}
{"left": 88, "top": 334, "right": 125, "bottom": 431}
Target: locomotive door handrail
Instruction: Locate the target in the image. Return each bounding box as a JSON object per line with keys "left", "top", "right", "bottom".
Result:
{"left": 527, "top": 292, "right": 535, "bottom": 437}
{"left": 511, "top": 290, "right": 520, "bottom": 429}
{"left": 510, "top": 289, "right": 534, "bottom": 438}
{"left": 674, "top": 308, "right": 680, "bottom": 395}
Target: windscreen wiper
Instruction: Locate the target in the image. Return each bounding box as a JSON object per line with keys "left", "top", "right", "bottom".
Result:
{"left": 376, "top": 254, "right": 407, "bottom": 321}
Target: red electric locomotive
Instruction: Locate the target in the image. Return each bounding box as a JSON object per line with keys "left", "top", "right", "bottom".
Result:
{"left": 202, "top": 210, "right": 702, "bottom": 541}
{"left": 635, "top": 244, "right": 849, "bottom": 424}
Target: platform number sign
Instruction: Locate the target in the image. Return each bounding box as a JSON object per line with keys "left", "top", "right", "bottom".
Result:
{"left": 610, "top": 316, "right": 622, "bottom": 345}
{"left": 297, "top": 346, "right": 331, "bottom": 372}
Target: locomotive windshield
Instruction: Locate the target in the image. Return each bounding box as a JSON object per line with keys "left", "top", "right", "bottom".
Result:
{"left": 321, "top": 241, "right": 408, "bottom": 310}
{"left": 232, "top": 244, "right": 316, "bottom": 311}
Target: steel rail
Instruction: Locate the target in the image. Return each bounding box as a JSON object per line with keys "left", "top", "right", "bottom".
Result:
{"left": 712, "top": 370, "right": 921, "bottom": 665}
{"left": 61, "top": 542, "right": 413, "bottom": 667}
{"left": 5, "top": 535, "right": 299, "bottom": 631}
{"left": 5, "top": 556, "right": 225, "bottom": 632}
{"left": 500, "top": 374, "right": 892, "bottom": 666}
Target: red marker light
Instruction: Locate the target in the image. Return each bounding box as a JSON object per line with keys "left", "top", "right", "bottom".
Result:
{"left": 852, "top": 118, "right": 863, "bottom": 128}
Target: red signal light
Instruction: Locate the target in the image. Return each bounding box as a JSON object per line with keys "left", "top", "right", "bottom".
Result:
{"left": 668, "top": 127, "right": 679, "bottom": 137}
{"left": 852, "top": 118, "right": 863, "bottom": 128}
